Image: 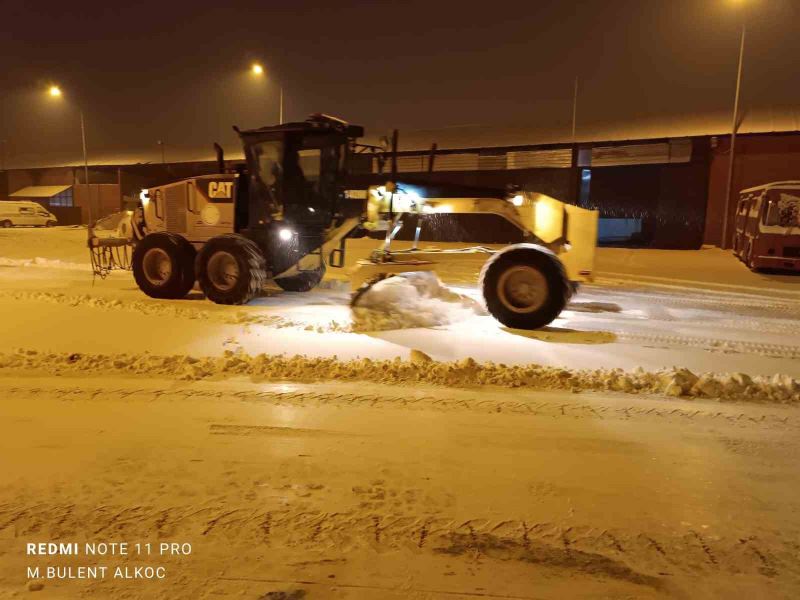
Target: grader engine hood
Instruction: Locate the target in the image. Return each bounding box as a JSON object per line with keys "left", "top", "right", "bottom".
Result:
{"left": 523, "top": 192, "right": 599, "bottom": 283}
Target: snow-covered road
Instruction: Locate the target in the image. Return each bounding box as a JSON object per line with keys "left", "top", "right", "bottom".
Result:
{"left": 1, "top": 227, "right": 799, "bottom": 598}
{"left": 0, "top": 228, "right": 798, "bottom": 383}
{"left": 2, "top": 377, "right": 799, "bottom": 598}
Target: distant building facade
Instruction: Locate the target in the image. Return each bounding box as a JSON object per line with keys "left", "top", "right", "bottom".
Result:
{"left": 1, "top": 110, "right": 799, "bottom": 248}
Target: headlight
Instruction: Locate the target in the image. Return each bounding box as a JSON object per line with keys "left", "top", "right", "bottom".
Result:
{"left": 278, "top": 228, "right": 294, "bottom": 241}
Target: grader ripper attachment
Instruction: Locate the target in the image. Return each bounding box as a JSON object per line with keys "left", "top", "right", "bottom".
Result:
{"left": 88, "top": 114, "right": 598, "bottom": 330}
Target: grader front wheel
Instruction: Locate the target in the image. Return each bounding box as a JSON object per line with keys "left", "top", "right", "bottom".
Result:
{"left": 480, "top": 244, "right": 570, "bottom": 330}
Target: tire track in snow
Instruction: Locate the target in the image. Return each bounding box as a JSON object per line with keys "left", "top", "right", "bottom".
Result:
{"left": 2, "top": 501, "right": 798, "bottom": 583}
{"left": 612, "top": 331, "right": 800, "bottom": 360}
{"left": 1, "top": 383, "right": 797, "bottom": 429}
{"left": 588, "top": 283, "right": 800, "bottom": 316}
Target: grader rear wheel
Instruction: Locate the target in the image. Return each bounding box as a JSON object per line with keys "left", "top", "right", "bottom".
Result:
{"left": 132, "top": 232, "right": 196, "bottom": 299}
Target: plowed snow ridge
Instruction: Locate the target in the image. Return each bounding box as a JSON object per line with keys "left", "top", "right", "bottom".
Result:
{"left": 1, "top": 349, "right": 797, "bottom": 404}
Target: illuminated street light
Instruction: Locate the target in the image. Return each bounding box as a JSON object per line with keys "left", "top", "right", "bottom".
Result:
{"left": 250, "top": 62, "right": 284, "bottom": 124}
{"left": 46, "top": 85, "right": 93, "bottom": 224}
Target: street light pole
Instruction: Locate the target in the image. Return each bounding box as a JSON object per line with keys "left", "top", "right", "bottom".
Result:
{"left": 251, "top": 63, "right": 284, "bottom": 124}
{"left": 571, "top": 76, "right": 578, "bottom": 142}
{"left": 79, "top": 108, "right": 92, "bottom": 225}
{"left": 721, "top": 21, "right": 746, "bottom": 249}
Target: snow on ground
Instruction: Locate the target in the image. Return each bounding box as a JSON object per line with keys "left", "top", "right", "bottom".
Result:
{"left": 2, "top": 377, "right": 800, "bottom": 598}
{"left": 2, "top": 228, "right": 800, "bottom": 598}
{"left": 0, "top": 227, "right": 798, "bottom": 401}
{"left": 595, "top": 245, "right": 800, "bottom": 298}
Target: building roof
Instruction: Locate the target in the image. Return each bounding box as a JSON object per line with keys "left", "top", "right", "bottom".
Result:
{"left": 9, "top": 185, "right": 72, "bottom": 198}
{"left": 4, "top": 105, "right": 800, "bottom": 169}
{"left": 397, "top": 105, "right": 800, "bottom": 151}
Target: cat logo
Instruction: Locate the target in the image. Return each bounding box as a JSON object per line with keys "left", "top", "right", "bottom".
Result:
{"left": 208, "top": 181, "right": 233, "bottom": 199}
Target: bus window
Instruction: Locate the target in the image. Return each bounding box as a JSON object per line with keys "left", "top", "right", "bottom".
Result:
{"left": 764, "top": 193, "right": 800, "bottom": 227}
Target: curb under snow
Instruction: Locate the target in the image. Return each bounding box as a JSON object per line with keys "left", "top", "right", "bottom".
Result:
{"left": 0, "top": 349, "right": 797, "bottom": 404}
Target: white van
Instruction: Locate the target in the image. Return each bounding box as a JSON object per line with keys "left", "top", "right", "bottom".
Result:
{"left": 0, "top": 201, "right": 58, "bottom": 228}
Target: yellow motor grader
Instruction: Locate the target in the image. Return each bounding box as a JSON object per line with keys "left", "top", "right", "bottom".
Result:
{"left": 89, "top": 114, "right": 598, "bottom": 329}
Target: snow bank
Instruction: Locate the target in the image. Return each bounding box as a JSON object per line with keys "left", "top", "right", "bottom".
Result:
{"left": 1, "top": 349, "right": 797, "bottom": 404}
{"left": 351, "top": 272, "right": 484, "bottom": 331}
{"left": 0, "top": 257, "right": 89, "bottom": 271}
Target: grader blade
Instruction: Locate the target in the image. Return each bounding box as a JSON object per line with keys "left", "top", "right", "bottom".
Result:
{"left": 349, "top": 259, "right": 436, "bottom": 306}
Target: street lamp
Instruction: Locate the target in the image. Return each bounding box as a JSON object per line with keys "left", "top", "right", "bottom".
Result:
{"left": 250, "top": 62, "right": 284, "bottom": 124}
{"left": 721, "top": 0, "right": 748, "bottom": 249}
{"left": 46, "top": 85, "right": 92, "bottom": 224}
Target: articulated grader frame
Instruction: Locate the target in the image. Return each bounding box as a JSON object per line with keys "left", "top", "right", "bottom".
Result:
{"left": 88, "top": 114, "right": 598, "bottom": 330}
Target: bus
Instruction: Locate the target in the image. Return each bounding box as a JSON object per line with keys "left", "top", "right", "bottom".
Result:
{"left": 734, "top": 181, "right": 800, "bottom": 271}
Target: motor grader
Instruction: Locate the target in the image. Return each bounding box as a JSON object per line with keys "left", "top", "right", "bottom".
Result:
{"left": 88, "top": 114, "right": 598, "bottom": 329}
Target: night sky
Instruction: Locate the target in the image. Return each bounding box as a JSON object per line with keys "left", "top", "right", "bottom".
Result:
{"left": 1, "top": 0, "right": 798, "bottom": 167}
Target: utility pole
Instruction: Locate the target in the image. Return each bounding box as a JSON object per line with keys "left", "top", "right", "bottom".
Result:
{"left": 157, "top": 140, "right": 166, "bottom": 164}
{"left": 721, "top": 22, "right": 746, "bottom": 249}
{"left": 279, "top": 86, "right": 284, "bottom": 124}
{"left": 571, "top": 76, "right": 578, "bottom": 142}
{"left": 79, "top": 109, "right": 93, "bottom": 225}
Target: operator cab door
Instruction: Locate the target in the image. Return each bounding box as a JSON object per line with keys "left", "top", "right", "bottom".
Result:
{"left": 185, "top": 176, "right": 236, "bottom": 242}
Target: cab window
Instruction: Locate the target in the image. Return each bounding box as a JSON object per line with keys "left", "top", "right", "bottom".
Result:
{"left": 298, "top": 149, "right": 321, "bottom": 181}
{"left": 252, "top": 141, "right": 283, "bottom": 188}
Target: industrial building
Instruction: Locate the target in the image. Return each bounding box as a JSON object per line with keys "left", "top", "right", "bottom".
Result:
{"left": 1, "top": 107, "right": 799, "bottom": 249}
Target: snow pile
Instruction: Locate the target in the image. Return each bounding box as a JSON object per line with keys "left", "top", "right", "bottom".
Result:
{"left": 351, "top": 272, "right": 484, "bottom": 331}
{"left": 0, "top": 257, "right": 89, "bottom": 271}
{"left": 1, "top": 349, "right": 797, "bottom": 404}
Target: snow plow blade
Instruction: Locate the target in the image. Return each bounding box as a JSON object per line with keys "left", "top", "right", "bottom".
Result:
{"left": 349, "top": 259, "right": 436, "bottom": 306}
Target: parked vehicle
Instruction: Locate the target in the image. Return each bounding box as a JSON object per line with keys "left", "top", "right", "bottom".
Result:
{"left": 734, "top": 181, "right": 800, "bottom": 271}
{"left": 0, "top": 201, "right": 58, "bottom": 228}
